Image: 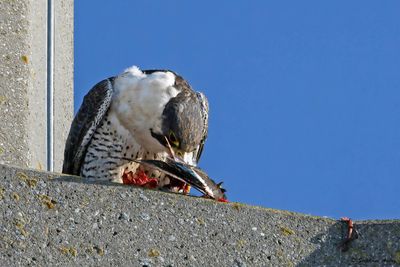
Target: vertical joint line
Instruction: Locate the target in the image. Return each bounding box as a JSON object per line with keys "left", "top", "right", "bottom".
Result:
{"left": 47, "top": 0, "right": 54, "bottom": 172}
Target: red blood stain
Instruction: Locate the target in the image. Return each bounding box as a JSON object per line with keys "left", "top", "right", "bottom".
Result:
{"left": 122, "top": 169, "right": 158, "bottom": 189}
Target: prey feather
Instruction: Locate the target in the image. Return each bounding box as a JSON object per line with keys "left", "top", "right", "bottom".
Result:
{"left": 134, "top": 158, "right": 227, "bottom": 201}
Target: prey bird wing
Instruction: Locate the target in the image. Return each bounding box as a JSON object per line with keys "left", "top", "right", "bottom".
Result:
{"left": 62, "top": 78, "right": 114, "bottom": 175}
{"left": 135, "top": 159, "right": 226, "bottom": 200}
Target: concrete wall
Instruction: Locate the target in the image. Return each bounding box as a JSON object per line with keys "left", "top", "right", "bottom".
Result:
{"left": 52, "top": 0, "right": 74, "bottom": 172}
{"left": 0, "top": 0, "right": 73, "bottom": 172}
{"left": 1, "top": 164, "right": 399, "bottom": 266}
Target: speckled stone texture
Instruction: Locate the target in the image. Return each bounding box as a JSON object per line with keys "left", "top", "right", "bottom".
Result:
{"left": 52, "top": 0, "right": 74, "bottom": 172}
{"left": 0, "top": 0, "right": 31, "bottom": 167}
{"left": 0, "top": 0, "right": 73, "bottom": 171}
{"left": 1, "top": 165, "right": 400, "bottom": 267}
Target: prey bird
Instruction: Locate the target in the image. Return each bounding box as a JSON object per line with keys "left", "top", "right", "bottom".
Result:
{"left": 62, "top": 66, "right": 226, "bottom": 199}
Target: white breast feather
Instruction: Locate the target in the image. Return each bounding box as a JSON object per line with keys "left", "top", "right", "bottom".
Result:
{"left": 111, "top": 66, "right": 181, "bottom": 152}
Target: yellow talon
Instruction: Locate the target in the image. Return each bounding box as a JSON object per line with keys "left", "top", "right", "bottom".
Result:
{"left": 183, "top": 184, "right": 191, "bottom": 195}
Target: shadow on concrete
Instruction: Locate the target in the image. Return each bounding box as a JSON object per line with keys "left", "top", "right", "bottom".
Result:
{"left": 298, "top": 220, "right": 400, "bottom": 266}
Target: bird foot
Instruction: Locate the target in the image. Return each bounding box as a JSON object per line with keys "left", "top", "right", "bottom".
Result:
{"left": 182, "top": 184, "right": 191, "bottom": 195}
{"left": 122, "top": 170, "right": 158, "bottom": 188}
{"left": 164, "top": 179, "right": 191, "bottom": 194}
{"left": 339, "top": 217, "right": 359, "bottom": 252}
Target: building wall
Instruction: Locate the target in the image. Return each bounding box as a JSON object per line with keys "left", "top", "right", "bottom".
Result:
{"left": 0, "top": 0, "right": 73, "bottom": 172}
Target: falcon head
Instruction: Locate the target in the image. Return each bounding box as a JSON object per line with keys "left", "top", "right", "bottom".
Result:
{"left": 150, "top": 90, "right": 207, "bottom": 164}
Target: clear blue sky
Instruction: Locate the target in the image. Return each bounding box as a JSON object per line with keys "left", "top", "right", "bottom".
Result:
{"left": 75, "top": 1, "right": 400, "bottom": 220}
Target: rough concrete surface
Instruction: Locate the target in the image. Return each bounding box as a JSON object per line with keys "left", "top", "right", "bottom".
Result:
{"left": 53, "top": 0, "right": 74, "bottom": 172}
{"left": 0, "top": 0, "right": 73, "bottom": 171}
{"left": 0, "top": 0, "right": 31, "bottom": 168}
{"left": 1, "top": 164, "right": 400, "bottom": 266}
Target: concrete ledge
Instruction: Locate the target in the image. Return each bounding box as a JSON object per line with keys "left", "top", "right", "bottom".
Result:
{"left": 1, "top": 164, "right": 399, "bottom": 266}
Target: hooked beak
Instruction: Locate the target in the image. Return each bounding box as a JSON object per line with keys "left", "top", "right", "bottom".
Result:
{"left": 178, "top": 151, "right": 195, "bottom": 166}
{"left": 163, "top": 136, "right": 195, "bottom": 166}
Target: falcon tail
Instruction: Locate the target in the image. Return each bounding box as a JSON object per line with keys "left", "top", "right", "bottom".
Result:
{"left": 134, "top": 159, "right": 226, "bottom": 200}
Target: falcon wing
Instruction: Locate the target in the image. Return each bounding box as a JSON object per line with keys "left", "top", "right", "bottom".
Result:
{"left": 194, "top": 92, "right": 209, "bottom": 163}
{"left": 62, "top": 78, "right": 114, "bottom": 175}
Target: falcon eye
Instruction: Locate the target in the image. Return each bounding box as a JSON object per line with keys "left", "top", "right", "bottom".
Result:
{"left": 168, "top": 130, "right": 179, "bottom": 148}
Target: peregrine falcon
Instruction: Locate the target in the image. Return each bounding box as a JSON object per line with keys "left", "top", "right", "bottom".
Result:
{"left": 62, "top": 66, "right": 225, "bottom": 199}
